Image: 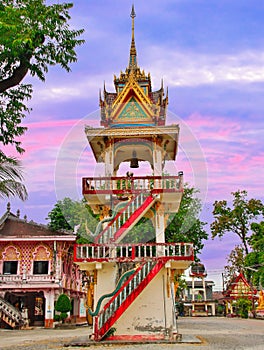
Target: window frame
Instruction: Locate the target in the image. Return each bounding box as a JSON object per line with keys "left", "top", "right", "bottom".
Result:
{"left": 33, "top": 261, "right": 49, "bottom": 275}
{"left": 3, "top": 261, "right": 18, "bottom": 275}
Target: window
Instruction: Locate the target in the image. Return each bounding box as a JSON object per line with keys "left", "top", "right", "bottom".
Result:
{"left": 3, "top": 261, "right": 18, "bottom": 274}
{"left": 33, "top": 261, "right": 49, "bottom": 274}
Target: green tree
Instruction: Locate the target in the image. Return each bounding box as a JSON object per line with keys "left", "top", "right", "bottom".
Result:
{"left": 165, "top": 184, "right": 208, "bottom": 261}
{"left": 0, "top": 0, "right": 84, "bottom": 154}
{"left": 249, "top": 222, "right": 264, "bottom": 252}
{"left": 174, "top": 273, "right": 187, "bottom": 300}
{"left": 211, "top": 190, "right": 264, "bottom": 255}
{"left": 0, "top": 151, "right": 27, "bottom": 200}
{"left": 236, "top": 298, "right": 251, "bottom": 318}
{"left": 244, "top": 222, "right": 264, "bottom": 287}
{"left": 55, "top": 293, "right": 71, "bottom": 323}
{"left": 46, "top": 197, "right": 99, "bottom": 243}
{"left": 121, "top": 217, "right": 155, "bottom": 243}
{"left": 223, "top": 245, "right": 245, "bottom": 288}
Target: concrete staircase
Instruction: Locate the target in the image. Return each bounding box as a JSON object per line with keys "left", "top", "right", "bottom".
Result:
{"left": 0, "top": 296, "right": 24, "bottom": 328}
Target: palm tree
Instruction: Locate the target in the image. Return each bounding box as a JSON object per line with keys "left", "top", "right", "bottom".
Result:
{"left": 0, "top": 151, "right": 28, "bottom": 200}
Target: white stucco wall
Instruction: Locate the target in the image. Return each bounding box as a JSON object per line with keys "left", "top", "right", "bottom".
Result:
{"left": 114, "top": 267, "right": 175, "bottom": 335}
{"left": 94, "top": 262, "right": 117, "bottom": 308}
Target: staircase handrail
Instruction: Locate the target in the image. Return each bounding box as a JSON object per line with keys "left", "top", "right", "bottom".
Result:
{"left": 0, "top": 296, "right": 24, "bottom": 325}
{"left": 95, "top": 192, "right": 149, "bottom": 244}
{"left": 88, "top": 267, "right": 136, "bottom": 316}
{"left": 89, "top": 199, "right": 130, "bottom": 238}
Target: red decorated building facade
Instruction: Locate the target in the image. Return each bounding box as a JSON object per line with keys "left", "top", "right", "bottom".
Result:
{"left": 0, "top": 204, "right": 85, "bottom": 328}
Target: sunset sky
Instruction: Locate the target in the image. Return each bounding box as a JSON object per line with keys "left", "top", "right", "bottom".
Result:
{"left": 3, "top": 0, "right": 264, "bottom": 289}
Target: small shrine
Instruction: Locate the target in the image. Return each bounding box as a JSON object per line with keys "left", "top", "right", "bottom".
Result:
{"left": 74, "top": 6, "right": 194, "bottom": 341}
{"left": 223, "top": 272, "right": 257, "bottom": 317}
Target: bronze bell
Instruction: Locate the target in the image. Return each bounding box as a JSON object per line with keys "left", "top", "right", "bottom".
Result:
{"left": 130, "top": 150, "right": 139, "bottom": 168}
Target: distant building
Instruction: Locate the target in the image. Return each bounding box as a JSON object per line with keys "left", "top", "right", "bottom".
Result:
{"left": 0, "top": 204, "right": 85, "bottom": 328}
{"left": 183, "top": 263, "right": 216, "bottom": 316}
{"left": 223, "top": 272, "right": 257, "bottom": 317}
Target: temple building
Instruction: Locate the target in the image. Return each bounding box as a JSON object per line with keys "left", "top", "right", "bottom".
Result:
{"left": 74, "top": 6, "right": 194, "bottom": 341}
{"left": 223, "top": 272, "right": 257, "bottom": 317}
{"left": 0, "top": 204, "right": 86, "bottom": 328}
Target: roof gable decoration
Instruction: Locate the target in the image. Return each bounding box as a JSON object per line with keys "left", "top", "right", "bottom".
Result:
{"left": 225, "top": 272, "right": 257, "bottom": 298}
{"left": 112, "top": 74, "right": 154, "bottom": 118}
{"left": 118, "top": 96, "right": 148, "bottom": 120}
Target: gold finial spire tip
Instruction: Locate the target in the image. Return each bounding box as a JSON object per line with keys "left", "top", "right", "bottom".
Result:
{"left": 131, "top": 4, "right": 136, "bottom": 18}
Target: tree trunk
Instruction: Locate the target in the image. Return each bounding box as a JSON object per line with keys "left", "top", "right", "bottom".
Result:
{"left": 0, "top": 59, "right": 30, "bottom": 93}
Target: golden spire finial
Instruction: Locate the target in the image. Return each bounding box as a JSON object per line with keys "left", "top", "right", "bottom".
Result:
{"left": 129, "top": 4, "right": 137, "bottom": 71}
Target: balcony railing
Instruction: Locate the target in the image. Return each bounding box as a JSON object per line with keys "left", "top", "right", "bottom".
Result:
{"left": 83, "top": 175, "right": 183, "bottom": 195}
{"left": 74, "top": 242, "right": 193, "bottom": 263}
{"left": 0, "top": 274, "right": 56, "bottom": 284}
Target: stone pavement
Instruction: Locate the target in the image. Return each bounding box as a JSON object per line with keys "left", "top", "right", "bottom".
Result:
{"left": 0, "top": 324, "right": 93, "bottom": 349}
{"left": 0, "top": 317, "right": 263, "bottom": 350}
{"left": 0, "top": 323, "right": 200, "bottom": 349}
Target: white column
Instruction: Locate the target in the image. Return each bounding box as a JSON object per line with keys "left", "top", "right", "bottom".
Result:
{"left": 104, "top": 146, "right": 114, "bottom": 177}
{"left": 192, "top": 277, "right": 195, "bottom": 302}
{"left": 203, "top": 277, "right": 207, "bottom": 300}
{"left": 192, "top": 277, "right": 195, "bottom": 314}
{"left": 153, "top": 148, "right": 163, "bottom": 176}
{"left": 155, "top": 212, "right": 165, "bottom": 244}
{"left": 43, "top": 290, "right": 55, "bottom": 328}
{"left": 203, "top": 277, "right": 208, "bottom": 312}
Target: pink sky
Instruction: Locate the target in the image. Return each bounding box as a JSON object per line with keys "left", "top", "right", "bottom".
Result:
{"left": 2, "top": 0, "right": 264, "bottom": 290}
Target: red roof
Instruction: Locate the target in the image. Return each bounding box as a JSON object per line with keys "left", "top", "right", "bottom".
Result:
{"left": 223, "top": 272, "right": 257, "bottom": 300}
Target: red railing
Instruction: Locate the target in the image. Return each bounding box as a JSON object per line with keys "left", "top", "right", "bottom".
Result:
{"left": 74, "top": 242, "right": 193, "bottom": 263}
{"left": 95, "top": 194, "right": 156, "bottom": 244}
{"left": 82, "top": 175, "right": 183, "bottom": 195}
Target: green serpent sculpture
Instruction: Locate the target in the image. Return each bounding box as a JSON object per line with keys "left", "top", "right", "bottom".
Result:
{"left": 91, "top": 198, "right": 131, "bottom": 238}
{"left": 88, "top": 267, "right": 137, "bottom": 316}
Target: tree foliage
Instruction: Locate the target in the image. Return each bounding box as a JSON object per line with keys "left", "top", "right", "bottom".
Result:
{"left": 223, "top": 245, "right": 245, "bottom": 287}
{"left": 0, "top": 151, "right": 27, "bottom": 200}
{"left": 244, "top": 221, "right": 264, "bottom": 287}
{"left": 236, "top": 298, "right": 251, "bottom": 318}
{"left": 0, "top": 0, "right": 84, "bottom": 153}
{"left": 0, "top": 84, "right": 32, "bottom": 154}
{"left": 121, "top": 216, "right": 155, "bottom": 243}
{"left": 165, "top": 184, "right": 208, "bottom": 261}
{"left": 211, "top": 190, "right": 264, "bottom": 255}
{"left": 46, "top": 197, "right": 99, "bottom": 243}
{"left": 249, "top": 221, "right": 264, "bottom": 252}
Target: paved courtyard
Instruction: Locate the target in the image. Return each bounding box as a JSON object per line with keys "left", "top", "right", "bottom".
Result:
{"left": 0, "top": 317, "right": 263, "bottom": 350}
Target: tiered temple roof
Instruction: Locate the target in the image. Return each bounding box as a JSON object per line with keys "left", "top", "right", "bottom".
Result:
{"left": 100, "top": 5, "right": 168, "bottom": 128}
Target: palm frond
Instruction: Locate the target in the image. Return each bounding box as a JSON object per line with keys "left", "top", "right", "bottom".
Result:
{"left": 0, "top": 151, "right": 28, "bottom": 200}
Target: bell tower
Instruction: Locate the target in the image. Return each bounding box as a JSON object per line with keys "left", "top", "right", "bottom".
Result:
{"left": 74, "top": 6, "right": 194, "bottom": 341}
